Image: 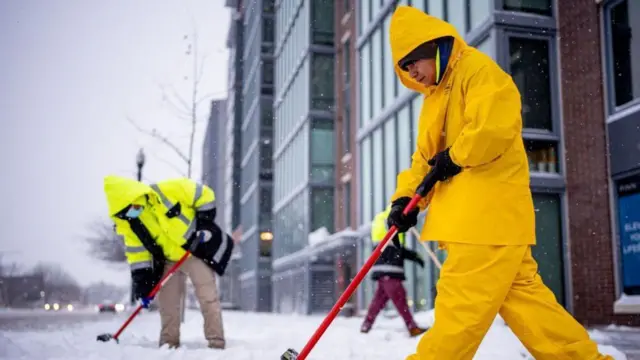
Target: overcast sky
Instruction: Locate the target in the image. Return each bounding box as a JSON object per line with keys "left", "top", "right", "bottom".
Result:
{"left": 0, "top": 1, "right": 230, "bottom": 287}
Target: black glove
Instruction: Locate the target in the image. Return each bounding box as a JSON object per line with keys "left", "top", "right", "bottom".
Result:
{"left": 387, "top": 197, "right": 419, "bottom": 235}
{"left": 402, "top": 248, "right": 425, "bottom": 268}
{"left": 427, "top": 148, "right": 462, "bottom": 181}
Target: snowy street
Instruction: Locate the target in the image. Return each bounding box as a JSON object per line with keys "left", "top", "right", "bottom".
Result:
{"left": 0, "top": 308, "right": 122, "bottom": 332}
{"left": 0, "top": 309, "right": 628, "bottom": 360}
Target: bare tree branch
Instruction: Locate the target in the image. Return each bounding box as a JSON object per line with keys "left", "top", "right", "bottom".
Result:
{"left": 148, "top": 151, "right": 187, "bottom": 177}
{"left": 126, "top": 116, "right": 190, "bottom": 165}
{"left": 83, "top": 219, "right": 126, "bottom": 264}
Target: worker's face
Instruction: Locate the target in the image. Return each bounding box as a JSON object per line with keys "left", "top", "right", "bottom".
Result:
{"left": 406, "top": 58, "right": 437, "bottom": 86}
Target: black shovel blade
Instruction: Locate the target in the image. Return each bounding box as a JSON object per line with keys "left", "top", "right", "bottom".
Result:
{"left": 96, "top": 333, "right": 118, "bottom": 343}
{"left": 281, "top": 348, "right": 299, "bottom": 360}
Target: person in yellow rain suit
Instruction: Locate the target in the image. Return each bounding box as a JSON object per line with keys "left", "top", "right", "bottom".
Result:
{"left": 103, "top": 175, "right": 234, "bottom": 349}
{"left": 385, "top": 6, "right": 611, "bottom": 360}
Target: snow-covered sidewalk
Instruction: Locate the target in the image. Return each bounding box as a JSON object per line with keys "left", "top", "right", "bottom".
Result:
{"left": 0, "top": 309, "right": 628, "bottom": 359}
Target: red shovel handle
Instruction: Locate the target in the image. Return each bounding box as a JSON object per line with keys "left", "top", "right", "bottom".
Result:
{"left": 294, "top": 170, "right": 438, "bottom": 360}
{"left": 111, "top": 251, "right": 192, "bottom": 340}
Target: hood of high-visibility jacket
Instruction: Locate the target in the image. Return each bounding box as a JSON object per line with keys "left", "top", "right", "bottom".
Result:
{"left": 104, "top": 175, "right": 154, "bottom": 216}
{"left": 389, "top": 6, "right": 535, "bottom": 246}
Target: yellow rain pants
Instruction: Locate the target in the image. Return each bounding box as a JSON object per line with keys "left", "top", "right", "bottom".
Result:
{"left": 408, "top": 243, "right": 612, "bottom": 360}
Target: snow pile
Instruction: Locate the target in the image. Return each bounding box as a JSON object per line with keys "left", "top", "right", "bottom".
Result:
{"left": 308, "top": 227, "right": 331, "bottom": 247}
{"left": 0, "top": 309, "right": 628, "bottom": 360}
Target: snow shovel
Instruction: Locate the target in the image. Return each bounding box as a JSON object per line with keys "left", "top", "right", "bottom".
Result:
{"left": 410, "top": 227, "right": 442, "bottom": 269}
{"left": 281, "top": 169, "right": 439, "bottom": 360}
{"left": 96, "top": 232, "right": 205, "bottom": 343}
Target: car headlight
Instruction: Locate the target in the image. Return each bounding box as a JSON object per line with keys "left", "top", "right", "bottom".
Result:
{"left": 67, "top": 304, "right": 74, "bottom": 311}
{"left": 53, "top": 303, "right": 60, "bottom": 311}
{"left": 115, "top": 303, "right": 125, "bottom": 312}
{"left": 44, "top": 303, "right": 50, "bottom": 310}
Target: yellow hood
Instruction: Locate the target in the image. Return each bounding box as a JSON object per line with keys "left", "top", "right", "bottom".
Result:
{"left": 103, "top": 175, "right": 153, "bottom": 216}
{"left": 390, "top": 6, "right": 467, "bottom": 93}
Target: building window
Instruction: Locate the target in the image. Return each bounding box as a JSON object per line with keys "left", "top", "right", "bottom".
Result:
{"left": 263, "top": 17, "right": 274, "bottom": 43}
{"left": 616, "top": 175, "right": 640, "bottom": 295}
{"left": 372, "top": 128, "right": 384, "bottom": 214}
{"left": 312, "top": 0, "right": 334, "bottom": 46}
{"left": 343, "top": 41, "right": 351, "bottom": 155}
{"left": 467, "top": 0, "right": 492, "bottom": 30}
{"left": 310, "top": 121, "right": 335, "bottom": 184}
{"left": 259, "top": 186, "right": 273, "bottom": 231}
{"left": 262, "top": 59, "right": 274, "bottom": 95}
{"left": 371, "top": 28, "right": 383, "bottom": 118}
{"left": 531, "top": 193, "right": 565, "bottom": 305}
{"left": 503, "top": 0, "right": 552, "bottom": 16}
{"left": 343, "top": 40, "right": 351, "bottom": 85}
{"left": 397, "top": 105, "right": 412, "bottom": 171}
{"left": 509, "top": 37, "right": 552, "bottom": 131}
{"left": 524, "top": 139, "right": 559, "bottom": 175}
{"left": 475, "top": 33, "right": 496, "bottom": 59}
{"left": 360, "top": 43, "right": 372, "bottom": 127}
{"left": 344, "top": 0, "right": 350, "bottom": 13}
{"left": 311, "top": 54, "right": 335, "bottom": 111}
{"left": 359, "top": 0, "right": 371, "bottom": 35}
{"left": 360, "top": 137, "right": 373, "bottom": 224}
{"left": 448, "top": 0, "right": 466, "bottom": 35}
{"left": 605, "top": 0, "right": 640, "bottom": 109}
{"left": 311, "top": 188, "right": 335, "bottom": 233}
{"left": 383, "top": 14, "right": 396, "bottom": 108}
{"left": 343, "top": 181, "right": 351, "bottom": 227}
{"left": 383, "top": 117, "right": 397, "bottom": 201}
{"left": 259, "top": 138, "right": 273, "bottom": 179}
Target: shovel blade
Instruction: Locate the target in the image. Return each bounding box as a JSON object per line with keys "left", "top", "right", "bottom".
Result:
{"left": 96, "top": 333, "right": 118, "bottom": 343}
{"left": 281, "top": 348, "right": 299, "bottom": 360}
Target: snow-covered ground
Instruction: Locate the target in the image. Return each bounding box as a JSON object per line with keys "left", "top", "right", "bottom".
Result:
{"left": 0, "top": 309, "right": 627, "bottom": 359}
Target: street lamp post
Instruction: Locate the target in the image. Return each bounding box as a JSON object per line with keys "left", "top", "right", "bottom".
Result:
{"left": 131, "top": 148, "right": 146, "bottom": 306}
{"left": 136, "top": 148, "right": 146, "bottom": 182}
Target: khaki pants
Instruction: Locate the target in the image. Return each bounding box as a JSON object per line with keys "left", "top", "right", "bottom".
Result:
{"left": 157, "top": 256, "right": 225, "bottom": 348}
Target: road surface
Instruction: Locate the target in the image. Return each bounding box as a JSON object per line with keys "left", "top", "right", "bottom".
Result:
{"left": 0, "top": 308, "right": 125, "bottom": 332}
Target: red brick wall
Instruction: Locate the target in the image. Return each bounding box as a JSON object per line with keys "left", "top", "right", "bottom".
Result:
{"left": 557, "top": 0, "right": 640, "bottom": 326}
{"left": 334, "top": 0, "right": 358, "bottom": 231}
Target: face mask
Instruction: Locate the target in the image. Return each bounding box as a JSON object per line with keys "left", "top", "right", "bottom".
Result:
{"left": 126, "top": 205, "right": 143, "bottom": 219}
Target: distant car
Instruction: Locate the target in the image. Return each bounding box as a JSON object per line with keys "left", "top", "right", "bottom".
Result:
{"left": 96, "top": 302, "right": 125, "bottom": 313}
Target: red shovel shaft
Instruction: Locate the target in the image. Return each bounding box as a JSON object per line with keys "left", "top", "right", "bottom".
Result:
{"left": 295, "top": 193, "right": 424, "bottom": 360}
{"left": 111, "top": 251, "right": 192, "bottom": 340}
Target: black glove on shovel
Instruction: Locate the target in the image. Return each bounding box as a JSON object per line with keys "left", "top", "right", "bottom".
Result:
{"left": 427, "top": 147, "right": 462, "bottom": 181}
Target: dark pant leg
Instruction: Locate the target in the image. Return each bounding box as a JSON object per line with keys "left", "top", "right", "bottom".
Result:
{"left": 382, "top": 278, "right": 418, "bottom": 330}
{"left": 362, "top": 279, "right": 391, "bottom": 329}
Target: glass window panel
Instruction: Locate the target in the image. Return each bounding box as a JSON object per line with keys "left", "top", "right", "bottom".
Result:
{"left": 311, "top": 54, "right": 335, "bottom": 111}
{"left": 448, "top": 0, "right": 466, "bottom": 35}
{"left": 372, "top": 128, "right": 384, "bottom": 214}
{"left": 504, "top": 0, "right": 552, "bottom": 16}
{"left": 427, "top": 0, "right": 444, "bottom": 19}
{"left": 607, "top": 0, "right": 640, "bottom": 108}
{"left": 311, "top": 188, "right": 335, "bottom": 233}
{"left": 383, "top": 14, "right": 396, "bottom": 108}
{"left": 468, "top": 0, "right": 492, "bottom": 30}
{"left": 398, "top": 0, "right": 410, "bottom": 5}
{"left": 359, "top": 0, "right": 371, "bottom": 35}
{"left": 524, "top": 139, "right": 560, "bottom": 175}
{"left": 312, "top": 0, "right": 334, "bottom": 46}
{"left": 343, "top": 181, "right": 351, "bottom": 227}
{"left": 509, "top": 37, "right": 552, "bottom": 131}
{"left": 411, "top": 95, "right": 422, "bottom": 144}
{"left": 383, "top": 117, "right": 397, "bottom": 202}
{"left": 360, "top": 137, "right": 373, "bottom": 224}
{"left": 259, "top": 186, "right": 273, "bottom": 230}
{"left": 371, "top": 28, "right": 383, "bottom": 118}
{"left": 343, "top": 40, "right": 351, "bottom": 85}
{"left": 412, "top": 0, "right": 426, "bottom": 12}
{"left": 263, "top": 17, "right": 274, "bottom": 43}
{"left": 311, "top": 122, "right": 335, "bottom": 184}
{"left": 531, "top": 193, "right": 565, "bottom": 306}
{"left": 397, "top": 105, "right": 412, "bottom": 171}
{"left": 360, "top": 43, "right": 372, "bottom": 127}
{"left": 475, "top": 33, "right": 495, "bottom": 59}
{"left": 371, "top": 0, "right": 382, "bottom": 19}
